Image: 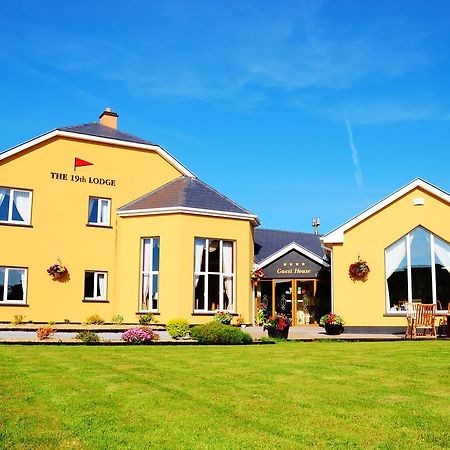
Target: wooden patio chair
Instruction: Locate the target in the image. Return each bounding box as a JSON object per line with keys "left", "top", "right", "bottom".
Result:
{"left": 411, "top": 304, "right": 436, "bottom": 339}
{"left": 404, "top": 303, "right": 417, "bottom": 339}
{"left": 437, "top": 302, "right": 450, "bottom": 337}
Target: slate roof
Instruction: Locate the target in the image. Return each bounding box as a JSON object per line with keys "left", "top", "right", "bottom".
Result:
{"left": 118, "top": 176, "right": 257, "bottom": 217}
{"left": 58, "top": 123, "right": 156, "bottom": 146}
{"left": 254, "top": 228, "right": 325, "bottom": 263}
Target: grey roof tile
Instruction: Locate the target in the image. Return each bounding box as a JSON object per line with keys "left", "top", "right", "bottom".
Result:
{"left": 58, "top": 123, "right": 156, "bottom": 146}
{"left": 254, "top": 228, "right": 325, "bottom": 263}
{"left": 119, "top": 176, "right": 256, "bottom": 216}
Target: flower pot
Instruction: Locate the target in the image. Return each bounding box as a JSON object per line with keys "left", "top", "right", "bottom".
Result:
{"left": 324, "top": 324, "right": 344, "bottom": 335}
{"left": 267, "top": 327, "right": 289, "bottom": 339}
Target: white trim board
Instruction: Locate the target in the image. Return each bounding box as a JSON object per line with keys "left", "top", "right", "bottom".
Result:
{"left": 322, "top": 178, "right": 450, "bottom": 245}
{"left": 255, "top": 241, "right": 329, "bottom": 269}
{"left": 118, "top": 205, "right": 260, "bottom": 225}
{"left": 0, "top": 129, "right": 196, "bottom": 178}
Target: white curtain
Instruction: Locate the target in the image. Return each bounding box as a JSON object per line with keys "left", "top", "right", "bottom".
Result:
{"left": 222, "top": 242, "right": 233, "bottom": 310}
{"left": 20, "top": 269, "right": 26, "bottom": 300}
{"left": 386, "top": 238, "right": 407, "bottom": 279}
{"left": 434, "top": 237, "right": 450, "bottom": 274}
{"left": 143, "top": 239, "right": 151, "bottom": 272}
{"left": 142, "top": 275, "right": 150, "bottom": 310}
{"left": 100, "top": 200, "right": 109, "bottom": 224}
{"left": 194, "top": 239, "right": 205, "bottom": 287}
{"left": 98, "top": 273, "right": 106, "bottom": 298}
{"left": 13, "top": 191, "right": 31, "bottom": 223}
{"left": 0, "top": 189, "right": 6, "bottom": 206}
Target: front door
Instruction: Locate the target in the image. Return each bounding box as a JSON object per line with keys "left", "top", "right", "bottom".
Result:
{"left": 274, "top": 280, "right": 293, "bottom": 321}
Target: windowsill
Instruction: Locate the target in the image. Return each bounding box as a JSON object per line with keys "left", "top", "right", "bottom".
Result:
{"left": 0, "top": 222, "right": 32, "bottom": 228}
{"left": 135, "top": 311, "right": 160, "bottom": 315}
{"left": 192, "top": 311, "right": 238, "bottom": 316}
{"left": 82, "top": 299, "right": 110, "bottom": 303}
{"left": 0, "top": 303, "right": 29, "bottom": 307}
{"left": 86, "top": 223, "right": 113, "bottom": 229}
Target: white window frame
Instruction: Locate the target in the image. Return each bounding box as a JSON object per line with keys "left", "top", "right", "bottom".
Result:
{"left": 193, "top": 238, "right": 236, "bottom": 314}
{"left": 0, "top": 266, "right": 27, "bottom": 305}
{"left": 385, "top": 227, "right": 449, "bottom": 314}
{"left": 139, "top": 237, "right": 160, "bottom": 313}
{"left": 84, "top": 271, "right": 108, "bottom": 301}
{"left": 0, "top": 187, "right": 32, "bottom": 225}
{"left": 88, "top": 197, "right": 111, "bottom": 226}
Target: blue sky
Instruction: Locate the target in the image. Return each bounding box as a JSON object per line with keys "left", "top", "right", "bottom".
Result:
{"left": 1, "top": 0, "right": 450, "bottom": 233}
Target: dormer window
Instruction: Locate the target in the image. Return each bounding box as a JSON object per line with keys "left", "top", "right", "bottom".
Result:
{"left": 0, "top": 188, "right": 32, "bottom": 225}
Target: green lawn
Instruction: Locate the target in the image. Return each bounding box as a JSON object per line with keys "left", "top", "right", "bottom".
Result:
{"left": 0, "top": 342, "right": 449, "bottom": 449}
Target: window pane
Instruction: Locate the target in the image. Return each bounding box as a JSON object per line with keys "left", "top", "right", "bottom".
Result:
{"left": 223, "top": 276, "right": 233, "bottom": 311}
{"left": 194, "top": 239, "right": 206, "bottom": 272}
{"left": 0, "top": 268, "right": 5, "bottom": 301}
{"left": 207, "top": 274, "right": 220, "bottom": 311}
{"left": 84, "top": 272, "right": 94, "bottom": 298}
{"left": 222, "top": 241, "right": 233, "bottom": 274}
{"left": 142, "top": 239, "right": 152, "bottom": 272}
{"left": 7, "top": 269, "right": 24, "bottom": 301}
{"left": 152, "top": 274, "right": 158, "bottom": 310}
{"left": 0, "top": 189, "right": 10, "bottom": 221}
{"left": 435, "top": 236, "right": 450, "bottom": 310}
{"left": 386, "top": 237, "right": 408, "bottom": 311}
{"left": 88, "top": 198, "right": 98, "bottom": 223}
{"left": 152, "top": 239, "right": 160, "bottom": 271}
{"left": 208, "top": 240, "right": 220, "bottom": 272}
{"left": 411, "top": 228, "right": 432, "bottom": 304}
{"left": 194, "top": 275, "right": 205, "bottom": 310}
{"left": 141, "top": 274, "right": 150, "bottom": 310}
{"left": 12, "top": 191, "right": 30, "bottom": 223}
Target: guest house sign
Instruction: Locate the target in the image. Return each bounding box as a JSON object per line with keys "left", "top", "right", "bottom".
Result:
{"left": 261, "top": 250, "right": 323, "bottom": 279}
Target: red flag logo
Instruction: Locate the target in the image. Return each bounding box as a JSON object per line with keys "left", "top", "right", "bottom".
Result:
{"left": 74, "top": 158, "right": 93, "bottom": 171}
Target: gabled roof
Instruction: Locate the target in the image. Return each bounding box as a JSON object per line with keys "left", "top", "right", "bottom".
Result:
{"left": 322, "top": 178, "right": 450, "bottom": 245}
{"left": 58, "top": 123, "right": 156, "bottom": 145}
{"left": 118, "top": 176, "right": 260, "bottom": 224}
{"left": 0, "top": 124, "right": 195, "bottom": 177}
{"left": 254, "top": 228, "right": 327, "bottom": 266}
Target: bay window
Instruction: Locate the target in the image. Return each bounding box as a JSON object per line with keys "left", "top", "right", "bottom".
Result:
{"left": 386, "top": 227, "right": 450, "bottom": 312}
{"left": 140, "top": 238, "right": 160, "bottom": 312}
{"left": 194, "top": 238, "right": 235, "bottom": 313}
{"left": 0, "top": 188, "right": 32, "bottom": 225}
{"left": 0, "top": 267, "right": 27, "bottom": 304}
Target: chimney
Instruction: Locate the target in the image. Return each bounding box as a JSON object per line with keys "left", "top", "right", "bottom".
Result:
{"left": 99, "top": 107, "right": 118, "bottom": 129}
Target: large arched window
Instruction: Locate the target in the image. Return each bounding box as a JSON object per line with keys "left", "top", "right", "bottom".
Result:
{"left": 386, "top": 226, "right": 450, "bottom": 312}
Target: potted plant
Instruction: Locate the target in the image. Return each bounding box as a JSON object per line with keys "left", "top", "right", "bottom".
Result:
{"left": 349, "top": 259, "right": 370, "bottom": 279}
{"left": 319, "top": 313, "right": 345, "bottom": 335}
{"left": 214, "top": 311, "right": 232, "bottom": 325}
{"left": 263, "top": 313, "right": 292, "bottom": 339}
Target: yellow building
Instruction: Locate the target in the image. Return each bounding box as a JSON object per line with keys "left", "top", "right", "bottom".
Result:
{"left": 322, "top": 179, "right": 450, "bottom": 332}
{"left": 0, "top": 108, "right": 259, "bottom": 324}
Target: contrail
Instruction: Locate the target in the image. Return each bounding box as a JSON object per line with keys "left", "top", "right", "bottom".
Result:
{"left": 345, "top": 117, "right": 364, "bottom": 191}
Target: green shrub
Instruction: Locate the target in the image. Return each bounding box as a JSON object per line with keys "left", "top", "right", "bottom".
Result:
{"left": 12, "top": 315, "right": 25, "bottom": 325}
{"left": 85, "top": 314, "right": 105, "bottom": 325}
{"left": 63, "top": 319, "right": 70, "bottom": 324}
{"left": 75, "top": 331, "right": 100, "bottom": 344}
{"left": 138, "top": 313, "right": 155, "bottom": 325}
{"left": 111, "top": 314, "right": 124, "bottom": 325}
{"left": 259, "top": 336, "right": 276, "bottom": 344}
{"left": 166, "top": 318, "right": 190, "bottom": 339}
{"left": 190, "top": 321, "right": 252, "bottom": 345}
{"left": 48, "top": 320, "right": 56, "bottom": 326}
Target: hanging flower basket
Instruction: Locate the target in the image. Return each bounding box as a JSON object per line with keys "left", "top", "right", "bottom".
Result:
{"left": 251, "top": 268, "right": 264, "bottom": 283}
{"left": 47, "top": 259, "right": 68, "bottom": 279}
{"left": 349, "top": 259, "right": 370, "bottom": 279}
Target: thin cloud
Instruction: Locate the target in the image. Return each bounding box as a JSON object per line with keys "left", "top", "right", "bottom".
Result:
{"left": 345, "top": 117, "right": 364, "bottom": 191}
